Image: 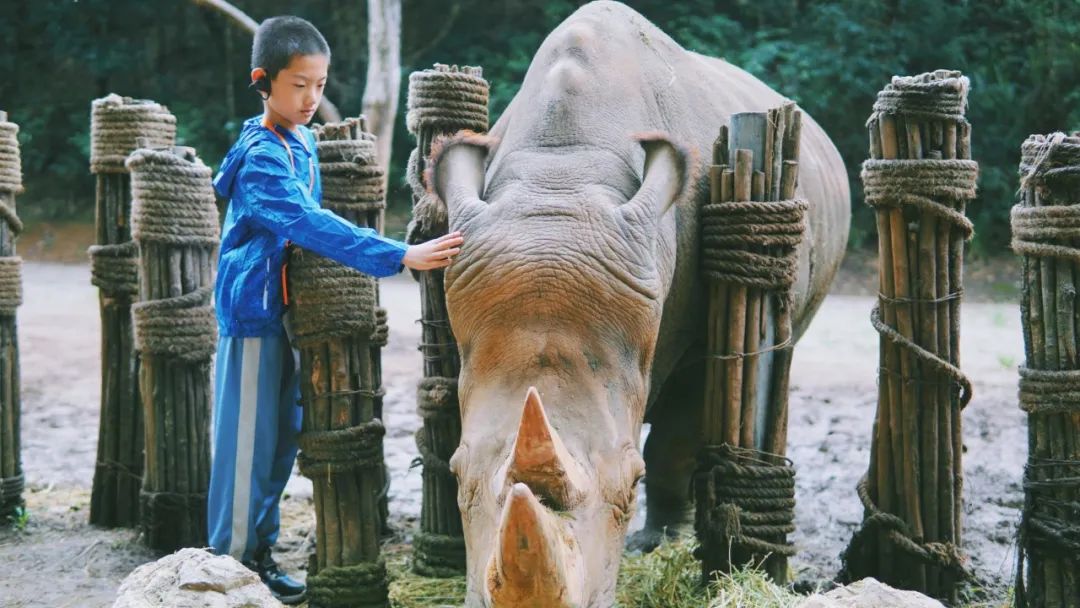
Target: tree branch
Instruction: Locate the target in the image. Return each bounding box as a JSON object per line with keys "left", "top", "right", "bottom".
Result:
{"left": 190, "top": 0, "right": 342, "bottom": 123}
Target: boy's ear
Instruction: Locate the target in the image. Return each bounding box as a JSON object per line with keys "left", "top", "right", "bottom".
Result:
{"left": 250, "top": 68, "right": 271, "bottom": 98}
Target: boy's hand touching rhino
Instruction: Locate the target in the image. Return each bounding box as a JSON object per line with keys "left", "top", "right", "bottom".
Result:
{"left": 403, "top": 231, "right": 464, "bottom": 270}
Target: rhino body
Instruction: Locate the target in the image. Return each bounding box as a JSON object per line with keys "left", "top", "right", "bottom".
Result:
{"left": 431, "top": 2, "right": 850, "bottom": 606}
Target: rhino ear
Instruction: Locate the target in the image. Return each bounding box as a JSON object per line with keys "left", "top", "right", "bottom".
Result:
{"left": 620, "top": 132, "right": 693, "bottom": 226}
{"left": 427, "top": 131, "right": 496, "bottom": 223}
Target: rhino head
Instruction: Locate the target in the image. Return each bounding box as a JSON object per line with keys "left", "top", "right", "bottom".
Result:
{"left": 430, "top": 131, "right": 688, "bottom": 607}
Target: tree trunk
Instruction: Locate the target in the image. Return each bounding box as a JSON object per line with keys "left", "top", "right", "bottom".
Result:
{"left": 362, "top": 0, "right": 402, "bottom": 186}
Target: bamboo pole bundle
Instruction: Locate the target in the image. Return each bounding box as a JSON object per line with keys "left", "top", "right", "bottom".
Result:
{"left": 88, "top": 94, "right": 176, "bottom": 528}
{"left": 405, "top": 63, "right": 489, "bottom": 577}
{"left": 0, "top": 111, "right": 25, "bottom": 523}
{"left": 128, "top": 145, "right": 218, "bottom": 553}
{"left": 841, "top": 71, "right": 978, "bottom": 602}
{"left": 1012, "top": 131, "right": 1080, "bottom": 608}
{"left": 695, "top": 105, "right": 808, "bottom": 583}
{"left": 288, "top": 118, "right": 391, "bottom": 608}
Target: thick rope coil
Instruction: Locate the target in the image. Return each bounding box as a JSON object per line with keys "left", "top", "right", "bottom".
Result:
{"left": 1018, "top": 132, "right": 1080, "bottom": 193}
{"left": 0, "top": 473, "right": 24, "bottom": 504}
{"left": 414, "top": 428, "right": 451, "bottom": 476}
{"left": 0, "top": 257, "right": 22, "bottom": 316}
{"left": 871, "top": 304, "right": 972, "bottom": 407}
{"left": 841, "top": 474, "right": 969, "bottom": 581}
{"left": 694, "top": 445, "right": 796, "bottom": 558}
{"left": 869, "top": 70, "right": 970, "bottom": 125}
{"left": 412, "top": 532, "right": 467, "bottom": 578}
{"left": 416, "top": 376, "right": 458, "bottom": 419}
{"left": 1017, "top": 366, "right": 1080, "bottom": 414}
{"left": 371, "top": 307, "right": 388, "bottom": 348}
{"left": 296, "top": 419, "right": 385, "bottom": 477}
{"left": 287, "top": 248, "right": 378, "bottom": 346}
{"left": 90, "top": 94, "right": 176, "bottom": 174}
{"left": 132, "top": 285, "right": 216, "bottom": 362}
{"left": 700, "top": 199, "right": 808, "bottom": 295}
{"left": 138, "top": 489, "right": 206, "bottom": 535}
{"left": 0, "top": 119, "right": 23, "bottom": 194}
{"left": 407, "top": 67, "right": 490, "bottom": 134}
{"left": 128, "top": 148, "right": 220, "bottom": 246}
{"left": 88, "top": 240, "right": 140, "bottom": 297}
{"left": 862, "top": 159, "right": 978, "bottom": 238}
{"left": 306, "top": 558, "right": 388, "bottom": 608}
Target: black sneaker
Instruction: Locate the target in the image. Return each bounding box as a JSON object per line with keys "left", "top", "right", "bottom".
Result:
{"left": 244, "top": 546, "right": 306, "bottom": 605}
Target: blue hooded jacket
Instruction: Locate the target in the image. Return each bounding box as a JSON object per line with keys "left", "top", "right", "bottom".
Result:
{"left": 213, "top": 116, "right": 408, "bottom": 337}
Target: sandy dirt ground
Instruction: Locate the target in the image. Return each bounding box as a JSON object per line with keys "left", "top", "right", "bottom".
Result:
{"left": 0, "top": 258, "right": 1024, "bottom": 607}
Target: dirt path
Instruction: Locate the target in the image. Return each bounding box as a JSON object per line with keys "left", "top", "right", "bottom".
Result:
{"left": 0, "top": 262, "right": 1023, "bottom": 606}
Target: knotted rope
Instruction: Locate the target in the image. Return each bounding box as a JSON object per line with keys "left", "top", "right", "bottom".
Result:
{"left": 0, "top": 473, "right": 23, "bottom": 505}
{"left": 0, "top": 117, "right": 23, "bottom": 319}
{"left": 287, "top": 248, "right": 378, "bottom": 346}
{"left": 127, "top": 148, "right": 220, "bottom": 247}
{"left": 306, "top": 558, "right": 389, "bottom": 608}
{"left": 861, "top": 115, "right": 978, "bottom": 409}
{"left": 128, "top": 148, "right": 219, "bottom": 362}
{"left": 0, "top": 118, "right": 24, "bottom": 195}
{"left": 132, "top": 286, "right": 216, "bottom": 362}
{"left": 869, "top": 70, "right": 970, "bottom": 125}
{"left": 1017, "top": 367, "right": 1080, "bottom": 414}
{"left": 700, "top": 199, "right": 808, "bottom": 299}
{"left": 842, "top": 474, "right": 969, "bottom": 580}
{"left": 1018, "top": 132, "right": 1080, "bottom": 193}
{"left": 871, "top": 305, "right": 973, "bottom": 408}
{"left": 412, "top": 532, "right": 468, "bottom": 578}
{"left": 296, "top": 419, "right": 385, "bottom": 477}
{"left": 0, "top": 257, "right": 22, "bottom": 316}
{"left": 89, "top": 96, "right": 175, "bottom": 299}
{"left": 407, "top": 66, "right": 490, "bottom": 135}
{"left": 88, "top": 240, "right": 139, "bottom": 297}
{"left": 90, "top": 94, "right": 176, "bottom": 174}
{"left": 1011, "top": 133, "right": 1080, "bottom": 261}
{"left": 694, "top": 445, "right": 796, "bottom": 559}
{"left": 315, "top": 133, "right": 386, "bottom": 216}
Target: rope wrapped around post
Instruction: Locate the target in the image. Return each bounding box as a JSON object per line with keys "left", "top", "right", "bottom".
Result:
{"left": 0, "top": 111, "right": 24, "bottom": 522}
{"left": 405, "top": 63, "right": 488, "bottom": 577}
{"left": 88, "top": 96, "right": 175, "bottom": 529}
{"left": 841, "top": 70, "right": 977, "bottom": 601}
{"left": 694, "top": 445, "right": 796, "bottom": 563}
{"left": 292, "top": 118, "right": 390, "bottom": 608}
{"left": 128, "top": 146, "right": 218, "bottom": 552}
{"left": 696, "top": 104, "right": 807, "bottom": 583}
{"left": 1010, "top": 131, "right": 1080, "bottom": 608}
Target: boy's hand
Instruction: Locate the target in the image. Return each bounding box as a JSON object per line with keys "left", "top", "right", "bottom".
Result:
{"left": 403, "top": 231, "right": 464, "bottom": 271}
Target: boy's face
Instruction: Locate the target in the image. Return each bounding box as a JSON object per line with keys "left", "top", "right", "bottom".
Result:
{"left": 254, "top": 53, "right": 329, "bottom": 129}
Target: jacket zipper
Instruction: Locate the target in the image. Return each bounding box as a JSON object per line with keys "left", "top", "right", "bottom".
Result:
{"left": 263, "top": 258, "right": 270, "bottom": 310}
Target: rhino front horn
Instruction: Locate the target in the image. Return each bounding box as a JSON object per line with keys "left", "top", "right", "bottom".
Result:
{"left": 508, "top": 387, "right": 588, "bottom": 509}
{"left": 487, "top": 483, "right": 581, "bottom": 608}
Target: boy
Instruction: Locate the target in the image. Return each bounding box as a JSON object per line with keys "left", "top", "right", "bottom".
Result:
{"left": 209, "top": 16, "right": 462, "bottom": 604}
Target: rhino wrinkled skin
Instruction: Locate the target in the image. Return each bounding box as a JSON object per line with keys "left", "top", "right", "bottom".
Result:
{"left": 430, "top": 2, "right": 851, "bottom": 606}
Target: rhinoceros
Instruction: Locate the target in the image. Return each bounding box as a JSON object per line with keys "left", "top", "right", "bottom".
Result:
{"left": 428, "top": 2, "right": 850, "bottom": 606}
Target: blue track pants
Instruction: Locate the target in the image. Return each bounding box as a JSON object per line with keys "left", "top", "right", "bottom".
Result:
{"left": 207, "top": 334, "right": 301, "bottom": 561}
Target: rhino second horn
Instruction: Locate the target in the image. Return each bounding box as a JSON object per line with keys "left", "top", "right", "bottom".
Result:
{"left": 507, "top": 387, "right": 588, "bottom": 509}
{"left": 487, "top": 483, "right": 579, "bottom": 608}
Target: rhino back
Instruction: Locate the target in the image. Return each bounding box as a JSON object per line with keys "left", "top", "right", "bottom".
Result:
{"left": 485, "top": 0, "right": 850, "bottom": 400}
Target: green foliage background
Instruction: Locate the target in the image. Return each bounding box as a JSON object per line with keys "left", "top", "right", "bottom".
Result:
{"left": 2, "top": 0, "right": 1078, "bottom": 251}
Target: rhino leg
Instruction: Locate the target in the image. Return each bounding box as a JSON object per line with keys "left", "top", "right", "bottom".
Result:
{"left": 627, "top": 356, "right": 705, "bottom": 553}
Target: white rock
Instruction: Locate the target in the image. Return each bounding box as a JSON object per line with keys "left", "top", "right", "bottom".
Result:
{"left": 796, "top": 577, "right": 945, "bottom": 608}
{"left": 113, "top": 548, "right": 284, "bottom": 608}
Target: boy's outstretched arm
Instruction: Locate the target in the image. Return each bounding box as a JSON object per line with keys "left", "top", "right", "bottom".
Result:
{"left": 239, "top": 148, "right": 462, "bottom": 276}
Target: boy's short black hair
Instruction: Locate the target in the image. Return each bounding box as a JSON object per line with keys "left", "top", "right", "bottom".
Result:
{"left": 251, "top": 16, "right": 330, "bottom": 80}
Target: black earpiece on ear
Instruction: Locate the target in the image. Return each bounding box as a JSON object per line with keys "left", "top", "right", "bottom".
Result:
{"left": 249, "top": 76, "right": 271, "bottom": 99}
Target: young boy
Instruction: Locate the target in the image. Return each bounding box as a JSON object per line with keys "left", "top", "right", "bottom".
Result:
{"left": 208, "top": 16, "right": 462, "bottom": 604}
